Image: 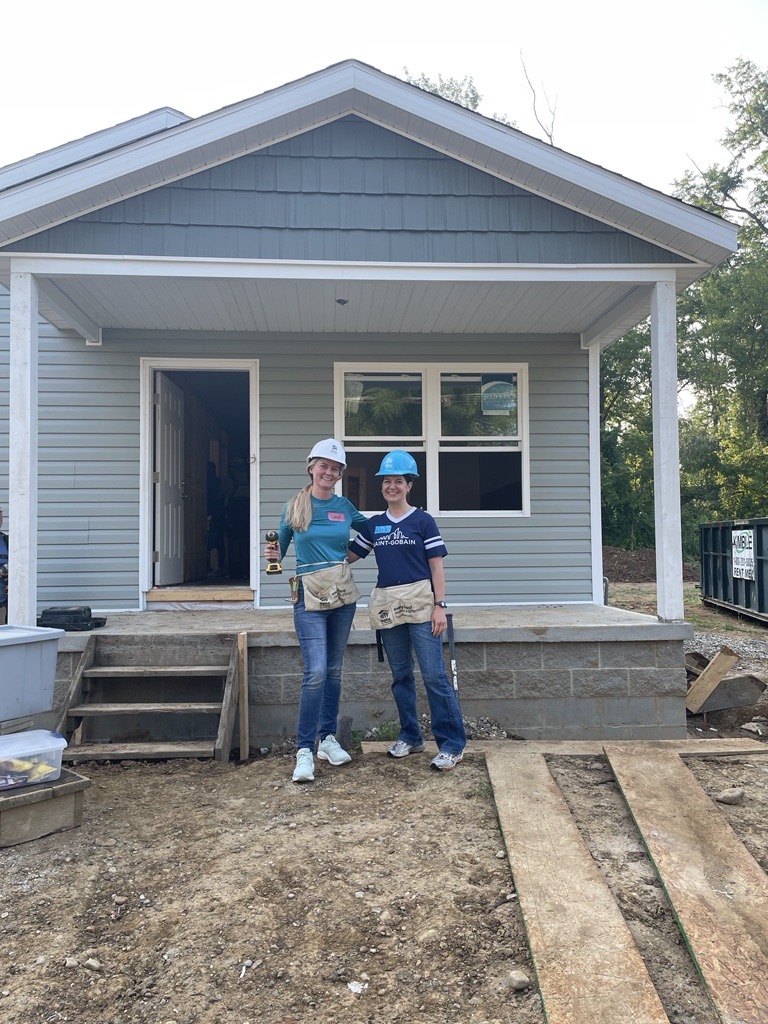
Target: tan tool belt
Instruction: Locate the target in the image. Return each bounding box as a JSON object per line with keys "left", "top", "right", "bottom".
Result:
{"left": 368, "top": 579, "right": 434, "bottom": 630}
{"left": 301, "top": 561, "right": 361, "bottom": 612}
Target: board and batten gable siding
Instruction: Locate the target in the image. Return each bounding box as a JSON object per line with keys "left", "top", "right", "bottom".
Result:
{"left": 8, "top": 117, "right": 689, "bottom": 266}
{"left": 1, "top": 292, "right": 591, "bottom": 608}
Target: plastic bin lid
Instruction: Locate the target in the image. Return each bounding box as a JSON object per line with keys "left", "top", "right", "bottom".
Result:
{"left": 0, "top": 624, "right": 66, "bottom": 646}
{"left": 0, "top": 730, "right": 68, "bottom": 755}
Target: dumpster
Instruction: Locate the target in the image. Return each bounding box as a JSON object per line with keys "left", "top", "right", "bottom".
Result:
{"left": 0, "top": 625, "right": 65, "bottom": 720}
{"left": 699, "top": 518, "right": 768, "bottom": 623}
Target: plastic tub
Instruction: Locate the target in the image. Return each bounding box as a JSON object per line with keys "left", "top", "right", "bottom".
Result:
{"left": 0, "top": 625, "right": 65, "bottom": 720}
{"left": 0, "top": 730, "right": 68, "bottom": 790}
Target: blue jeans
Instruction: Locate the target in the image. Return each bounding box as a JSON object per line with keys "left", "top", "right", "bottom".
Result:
{"left": 293, "top": 589, "right": 357, "bottom": 750}
{"left": 380, "top": 621, "right": 466, "bottom": 755}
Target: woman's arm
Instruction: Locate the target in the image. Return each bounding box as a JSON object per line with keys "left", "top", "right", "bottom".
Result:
{"left": 428, "top": 556, "right": 448, "bottom": 637}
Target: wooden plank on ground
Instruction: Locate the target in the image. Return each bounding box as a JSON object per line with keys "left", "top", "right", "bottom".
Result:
{"left": 63, "top": 741, "right": 215, "bottom": 760}
{"left": 605, "top": 745, "right": 768, "bottom": 1024}
{"left": 696, "top": 673, "right": 766, "bottom": 714}
{"left": 485, "top": 749, "right": 669, "bottom": 1024}
{"left": 237, "top": 631, "right": 249, "bottom": 762}
{"left": 686, "top": 646, "right": 739, "bottom": 713}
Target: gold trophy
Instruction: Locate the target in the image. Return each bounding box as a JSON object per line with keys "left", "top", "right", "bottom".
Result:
{"left": 265, "top": 530, "right": 282, "bottom": 575}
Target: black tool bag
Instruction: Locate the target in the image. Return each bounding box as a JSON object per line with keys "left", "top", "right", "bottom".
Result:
{"left": 37, "top": 606, "right": 106, "bottom": 631}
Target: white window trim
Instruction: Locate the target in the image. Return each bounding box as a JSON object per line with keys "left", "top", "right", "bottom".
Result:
{"left": 334, "top": 362, "right": 530, "bottom": 518}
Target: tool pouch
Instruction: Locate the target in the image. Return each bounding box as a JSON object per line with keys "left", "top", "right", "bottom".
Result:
{"left": 368, "top": 579, "right": 434, "bottom": 630}
{"left": 301, "top": 562, "right": 361, "bottom": 612}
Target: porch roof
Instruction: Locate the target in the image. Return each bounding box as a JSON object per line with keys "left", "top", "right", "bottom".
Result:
{"left": 0, "top": 252, "right": 685, "bottom": 348}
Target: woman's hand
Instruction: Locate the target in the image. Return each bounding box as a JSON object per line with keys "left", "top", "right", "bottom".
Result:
{"left": 431, "top": 605, "right": 447, "bottom": 637}
{"left": 263, "top": 542, "right": 281, "bottom": 561}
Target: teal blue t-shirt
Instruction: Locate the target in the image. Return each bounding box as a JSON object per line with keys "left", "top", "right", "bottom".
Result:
{"left": 278, "top": 495, "right": 367, "bottom": 575}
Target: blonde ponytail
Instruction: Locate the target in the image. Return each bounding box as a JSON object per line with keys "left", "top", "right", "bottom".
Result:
{"left": 285, "top": 483, "right": 314, "bottom": 532}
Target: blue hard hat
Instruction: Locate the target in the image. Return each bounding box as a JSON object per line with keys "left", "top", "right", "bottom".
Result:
{"left": 375, "top": 450, "right": 419, "bottom": 477}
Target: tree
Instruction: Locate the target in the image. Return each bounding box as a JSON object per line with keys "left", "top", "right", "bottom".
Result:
{"left": 402, "top": 68, "right": 516, "bottom": 127}
{"left": 674, "top": 59, "right": 768, "bottom": 533}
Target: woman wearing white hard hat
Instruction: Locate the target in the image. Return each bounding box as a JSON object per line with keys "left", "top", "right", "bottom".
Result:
{"left": 348, "top": 451, "right": 466, "bottom": 771}
{"left": 265, "top": 439, "right": 367, "bottom": 783}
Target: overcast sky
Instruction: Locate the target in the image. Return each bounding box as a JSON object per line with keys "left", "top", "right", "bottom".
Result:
{"left": 2, "top": 0, "right": 766, "bottom": 194}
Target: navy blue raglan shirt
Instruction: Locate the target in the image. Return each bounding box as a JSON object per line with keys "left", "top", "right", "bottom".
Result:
{"left": 349, "top": 507, "right": 447, "bottom": 588}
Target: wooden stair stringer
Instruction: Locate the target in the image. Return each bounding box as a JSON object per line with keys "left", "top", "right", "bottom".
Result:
{"left": 61, "top": 633, "right": 243, "bottom": 762}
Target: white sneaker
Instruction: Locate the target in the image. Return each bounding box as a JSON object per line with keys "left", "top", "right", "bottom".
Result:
{"left": 431, "top": 750, "right": 464, "bottom": 772}
{"left": 317, "top": 734, "right": 352, "bottom": 766}
{"left": 292, "top": 747, "right": 315, "bottom": 782}
{"left": 388, "top": 740, "right": 425, "bottom": 758}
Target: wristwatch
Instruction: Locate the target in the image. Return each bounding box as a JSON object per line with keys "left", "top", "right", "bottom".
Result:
{"left": 435, "top": 601, "right": 448, "bottom": 608}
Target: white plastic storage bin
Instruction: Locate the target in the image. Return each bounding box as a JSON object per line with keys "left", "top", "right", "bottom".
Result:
{"left": 0, "top": 730, "right": 68, "bottom": 789}
{"left": 0, "top": 625, "right": 65, "bottom": 720}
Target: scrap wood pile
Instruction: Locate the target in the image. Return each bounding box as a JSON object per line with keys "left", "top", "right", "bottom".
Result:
{"left": 685, "top": 646, "right": 767, "bottom": 715}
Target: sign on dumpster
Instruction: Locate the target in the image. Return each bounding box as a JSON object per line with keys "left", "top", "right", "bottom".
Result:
{"left": 732, "top": 529, "right": 755, "bottom": 580}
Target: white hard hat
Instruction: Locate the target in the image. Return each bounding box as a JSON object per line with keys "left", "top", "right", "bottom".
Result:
{"left": 307, "top": 438, "right": 347, "bottom": 468}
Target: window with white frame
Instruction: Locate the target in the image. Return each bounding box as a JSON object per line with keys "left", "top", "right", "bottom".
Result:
{"left": 335, "top": 364, "right": 529, "bottom": 516}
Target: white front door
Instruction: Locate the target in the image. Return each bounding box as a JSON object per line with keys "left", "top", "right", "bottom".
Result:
{"left": 154, "top": 372, "right": 185, "bottom": 586}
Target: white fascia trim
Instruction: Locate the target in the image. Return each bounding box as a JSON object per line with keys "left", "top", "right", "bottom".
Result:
{"left": 0, "top": 61, "right": 738, "bottom": 258}
{"left": 4, "top": 253, "right": 682, "bottom": 285}
{"left": 0, "top": 108, "right": 190, "bottom": 192}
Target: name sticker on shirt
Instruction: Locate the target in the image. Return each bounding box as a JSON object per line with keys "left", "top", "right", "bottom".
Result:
{"left": 374, "top": 525, "right": 392, "bottom": 534}
{"left": 328, "top": 512, "right": 346, "bottom": 521}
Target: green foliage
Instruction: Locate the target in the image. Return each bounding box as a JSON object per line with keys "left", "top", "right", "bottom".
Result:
{"left": 403, "top": 68, "right": 482, "bottom": 110}
{"left": 403, "top": 68, "right": 515, "bottom": 127}
{"left": 600, "top": 327, "right": 656, "bottom": 549}
{"left": 604, "top": 60, "right": 768, "bottom": 557}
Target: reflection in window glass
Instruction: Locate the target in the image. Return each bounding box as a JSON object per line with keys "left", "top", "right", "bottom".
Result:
{"left": 344, "top": 373, "right": 423, "bottom": 438}
{"left": 440, "top": 373, "right": 518, "bottom": 437}
{"left": 439, "top": 451, "right": 523, "bottom": 511}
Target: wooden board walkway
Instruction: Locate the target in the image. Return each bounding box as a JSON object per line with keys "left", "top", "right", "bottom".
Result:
{"left": 605, "top": 745, "right": 768, "bottom": 1024}
{"left": 485, "top": 748, "right": 669, "bottom": 1024}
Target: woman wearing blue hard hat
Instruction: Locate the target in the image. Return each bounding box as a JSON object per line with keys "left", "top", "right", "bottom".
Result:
{"left": 265, "top": 438, "right": 367, "bottom": 783}
{"left": 348, "top": 451, "right": 466, "bottom": 770}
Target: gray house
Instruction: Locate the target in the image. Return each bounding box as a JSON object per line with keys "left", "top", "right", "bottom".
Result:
{"left": 0, "top": 61, "right": 739, "bottom": 743}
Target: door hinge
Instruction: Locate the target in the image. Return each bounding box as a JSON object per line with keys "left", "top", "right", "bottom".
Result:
{"left": 153, "top": 471, "right": 160, "bottom": 484}
{"left": 152, "top": 551, "right": 160, "bottom": 562}
{"left": 153, "top": 393, "right": 160, "bottom": 405}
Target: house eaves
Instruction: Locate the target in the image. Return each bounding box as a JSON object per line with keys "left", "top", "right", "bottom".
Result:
{"left": 0, "top": 60, "right": 738, "bottom": 273}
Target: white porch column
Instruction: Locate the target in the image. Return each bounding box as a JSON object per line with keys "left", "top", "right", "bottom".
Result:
{"left": 651, "top": 280, "right": 684, "bottom": 621}
{"left": 8, "top": 271, "right": 39, "bottom": 626}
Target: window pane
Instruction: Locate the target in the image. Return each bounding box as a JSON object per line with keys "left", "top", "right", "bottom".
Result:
{"left": 343, "top": 451, "right": 427, "bottom": 512}
{"left": 440, "top": 373, "right": 518, "bottom": 437}
{"left": 438, "top": 451, "right": 523, "bottom": 511}
{"left": 344, "top": 373, "right": 423, "bottom": 438}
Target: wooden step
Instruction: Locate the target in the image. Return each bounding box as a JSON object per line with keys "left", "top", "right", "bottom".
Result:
{"left": 83, "top": 665, "right": 230, "bottom": 678}
{"left": 605, "top": 745, "right": 768, "bottom": 1024}
{"left": 68, "top": 702, "right": 223, "bottom": 716}
{"left": 63, "top": 740, "right": 216, "bottom": 761}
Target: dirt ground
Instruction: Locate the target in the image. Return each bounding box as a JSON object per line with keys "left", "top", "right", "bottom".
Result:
{"left": 2, "top": 548, "right": 768, "bottom": 1024}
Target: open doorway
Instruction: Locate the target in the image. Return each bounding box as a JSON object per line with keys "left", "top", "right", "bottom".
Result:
{"left": 150, "top": 366, "right": 254, "bottom": 590}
